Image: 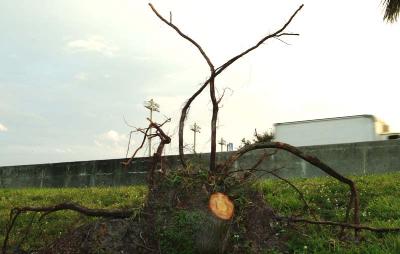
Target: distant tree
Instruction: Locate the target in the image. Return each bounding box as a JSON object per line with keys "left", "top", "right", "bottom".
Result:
{"left": 240, "top": 129, "right": 274, "bottom": 148}
{"left": 253, "top": 129, "right": 274, "bottom": 143}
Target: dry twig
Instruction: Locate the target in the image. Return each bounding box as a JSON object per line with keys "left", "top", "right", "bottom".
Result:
{"left": 149, "top": 3, "right": 303, "bottom": 170}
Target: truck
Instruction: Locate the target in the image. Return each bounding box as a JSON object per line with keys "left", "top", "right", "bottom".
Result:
{"left": 273, "top": 114, "right": 399, "bottom": 147}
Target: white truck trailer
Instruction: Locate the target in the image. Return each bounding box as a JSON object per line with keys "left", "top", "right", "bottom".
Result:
{"left": 274, "top": 115, "right": 398, "bottom": 147}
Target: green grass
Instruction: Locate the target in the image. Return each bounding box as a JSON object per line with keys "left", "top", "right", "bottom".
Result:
{"left": 258, "top": 172, "right": 400, "bottom": 253}
{"left": 1, "top": 172, "right": 400, "bottom": 253}
{"left": 0, "top": 186, "right": 147, "bottom": 251}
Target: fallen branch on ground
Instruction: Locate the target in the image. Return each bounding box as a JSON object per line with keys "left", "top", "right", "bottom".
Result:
{"left": 221, "top": 141, "right": 361, "bottom": 238}
{"left": 2, "top": 203, "right": 136, "bottom": 254}
{"left": 276, "top": 216, "right": 400, "bottom": 233}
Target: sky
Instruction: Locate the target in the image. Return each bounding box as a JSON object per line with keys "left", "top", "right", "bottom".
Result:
{"left": 0, "top": 0, "right": 399, "bottom": 166}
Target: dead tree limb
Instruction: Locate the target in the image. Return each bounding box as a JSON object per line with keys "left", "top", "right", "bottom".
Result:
{"left": 224, "top": 150, "right": 275, "bottom": 178}
{"left": 149, "top": 3, "right": 215, "bottom": 170}
{"left": 225, "top": 150, "right": 318, "bottom": 221}
{"left": 123, "top": 119, "right": 150, "bottom": 159}
{"left": 2, "top": 203, "right": 136, "bottom": 254}
{"left": 148, "top": 4, "right": 214, "bottom": 70}
{"left": 149, "top": 3, "right": 220, "bottom": 171}
{"left": 220, "top": 141, "right": 361, "bottom": 238}
{"left": 120, "top": 117, "right": 171, "bottom": 252}
{"left": 15, "top": 213, "right": 36, "bottom": 252}
{"left": 265, "top": 169, "right": 319, "bottom": 222}
{"left": 146, "top": 118, "right": 172, "bottom": 187}
{"left": 12, "top": 203, "right": 135, "bottom": 218}
{"left": 149, "top": 3, "right": 303, "bottom": 170}
{"left": 122, "top": 118, "right": 171, "bottom": 167}
{"left": 125, "top": 128, "right": 148, "bottom": 160}
{"left": 209, "top": 75, "right": 218, "bottom": 171}
{"left": 122, "top": 128, "right": 150, "bottom": 167}
{"left": 276, "top": 216, "right": 400, "bottom": 234}
{"left": 121, "top": 117, "right": 171, "bottom": 189}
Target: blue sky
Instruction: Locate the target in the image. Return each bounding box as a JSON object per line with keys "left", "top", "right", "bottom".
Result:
{"left": 1, "top": 0, "right": 399, "bottom": 166}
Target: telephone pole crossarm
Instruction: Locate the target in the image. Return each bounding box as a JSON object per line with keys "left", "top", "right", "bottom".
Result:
{"left": 218, "top": 137, "right": 226, "bottom": 152}
{"left": 144, "top": 98, "right": 160, "bottom": 156}
{"left": 190, "top": 122, "right": 201, "bottom": 153}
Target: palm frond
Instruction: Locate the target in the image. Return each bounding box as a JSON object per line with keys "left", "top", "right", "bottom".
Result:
{"left": 383, "top": 0, "right": 400, "bottom": 22}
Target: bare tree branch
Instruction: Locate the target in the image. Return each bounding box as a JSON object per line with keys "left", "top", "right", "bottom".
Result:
{"left": 2, "top": 203, "right": 136, "bottom": 254}
{"left": 209, "top": 75, "right": 218, "bottom": 171}
{"left": 125, "top": 130, "right": 135, "bottom": 158}
{"left": 221, "top": 141, "right": 361, "bottom": 238}
{"left": 266, "top": 169, "right": 319, "bottom": 222}
{"left": 224, "top": 149, "right": 318, "bottom": 221}
{"left": 149, "top": 3, "right": 303, "bottom": 170}
{"left": 274, "top": 37, "right": 291, "bottom": 46}
{"left": 148, "top": 3, "right": 214, "bottom": 70}
{"left": 276, "top": 216, "right": 400, "bottom": 233}
{"left": 122, "top": 127, "right": 151, "bottom": 167}
{"left": 146, "top": 118, "right": 172, "bottom": 186}
{"left": 276, "top": 32, "right": 300, "bottom": 37}
{"left": 225, "top": 150, "right": 275, "bottom": 177}
{"left": 216, "top": 87, "right": 233, "bottom": 105}
{"left": 213, "top": 5, "right": 303, "bottom": 74}
{"left": 122, "top": 118, "right": 171, "bottom": 167}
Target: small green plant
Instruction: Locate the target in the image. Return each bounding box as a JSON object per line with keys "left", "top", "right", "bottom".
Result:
{"left": 258, "top": 173, "right": 400, "bottom": 253}
{"left": 157, "top": 210, "right": 206, "bottom": 254}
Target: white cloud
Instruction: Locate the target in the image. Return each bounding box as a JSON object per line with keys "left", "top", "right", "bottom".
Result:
{"left": 94, "top": 130, "right": 129, "bottom": 156}
{"left": 0, "top": 123, "right": 8, "bottom": 132}
{"left": 66, "top": 35, "right": 119, "bottom": 57}
{"left": 104, "top": 130, "right": 125, "bottom": 143}
{"left": 55, "top": 148, "right": 73, "bottom": 153}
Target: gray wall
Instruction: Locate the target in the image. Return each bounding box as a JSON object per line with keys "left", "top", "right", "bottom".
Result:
{"left": 232, "top": 139, "right": 400, "bottom": 179}
{"left": 1, "top": 140, "right": 400, "bottom": 188}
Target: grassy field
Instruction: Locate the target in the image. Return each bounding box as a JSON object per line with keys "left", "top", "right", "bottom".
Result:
{"left": 0, "top": 186, "right": 147, "bottom": 251}
{"left": 258, "top": 172, "right": 400, "bottom": 253}
{"left": 1, "top": 172, "right": 400, "bottom": 253}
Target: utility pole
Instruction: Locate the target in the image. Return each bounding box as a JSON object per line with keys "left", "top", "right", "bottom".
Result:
{"left": 218, "top": 137, "right": 226, "bottom": 152}
{"left": 144, "top": 98, "right": 159, "bottom": 156}
{"left": 190, "top": 122, "right": 201, "bottom": 153}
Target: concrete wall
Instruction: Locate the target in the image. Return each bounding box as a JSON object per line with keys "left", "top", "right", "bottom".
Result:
{"left": 1, "top": 140, "right": 400, "bottom": 188}
{"left": 233, "top": 140, "right": 400, "bottom": 179}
